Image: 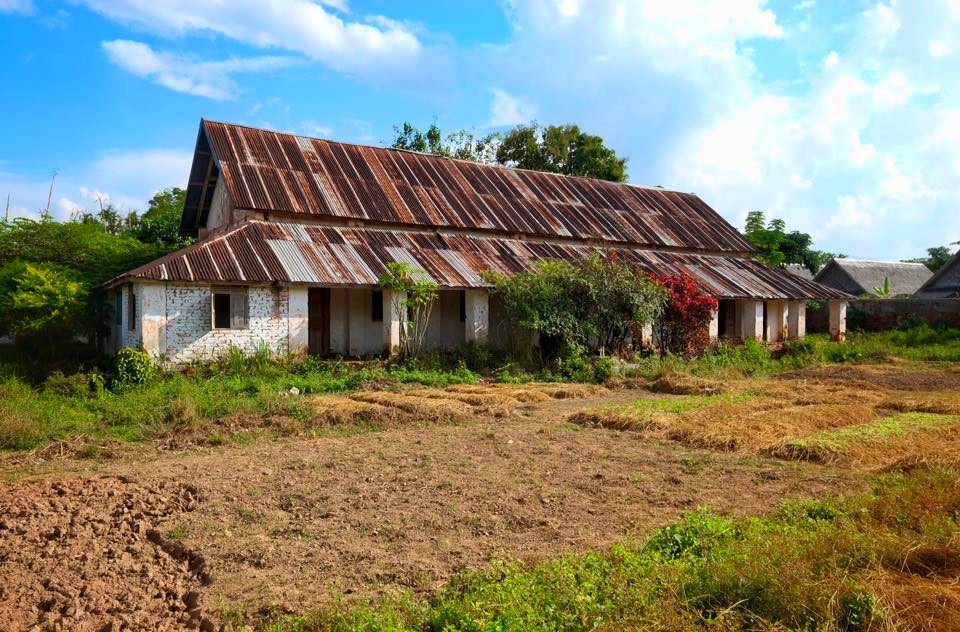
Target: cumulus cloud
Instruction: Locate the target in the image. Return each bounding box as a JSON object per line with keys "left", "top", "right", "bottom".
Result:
{"left": 102, "top": 40, "right": 296, "bottom": 99}
{"left": 488, "top": 89, "right": 536, "bottom": 127}
{"left": 0, "top": 0, "right": 32, "bottom": 14}
{"left": 0, "top": 149, "right": 192, "bottom": 221}
{"left": 81, "top": 0, "right": 422, "bottom": 78}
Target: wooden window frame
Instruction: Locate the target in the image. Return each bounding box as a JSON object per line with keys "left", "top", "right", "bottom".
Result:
{"left": 127, "top": 284, "right": 136, "bottom": 331}
{"left": 211, "top": 286, "right": 249, "bottom": 330}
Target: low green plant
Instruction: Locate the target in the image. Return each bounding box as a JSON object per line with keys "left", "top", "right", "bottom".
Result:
{"left": 112, "top": 347, "right": 156, "bottom": 389}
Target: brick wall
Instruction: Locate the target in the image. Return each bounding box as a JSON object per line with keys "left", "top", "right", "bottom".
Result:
{"left": 163, "top": 284, "right": 290, "bottom": 364}
{"left": 808, "top": 298, "right": 960, "bottom": 332}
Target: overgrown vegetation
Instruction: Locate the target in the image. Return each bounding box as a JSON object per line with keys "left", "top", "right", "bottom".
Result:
{"left": 485, "top": 254, "right": 666, "bottom": 371}
{"left": 0, "top": 187, "right": 190, "bottom": 363}
{"left": 378, "top": 262, "right": 440, "bottom": 361}
{"left": 246, "top": 466, "right": 960, "bottom": 631}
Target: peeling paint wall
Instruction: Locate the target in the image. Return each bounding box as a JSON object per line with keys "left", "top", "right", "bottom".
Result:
{"left": 163, "top": 284, "right": 289, "bottom": 364}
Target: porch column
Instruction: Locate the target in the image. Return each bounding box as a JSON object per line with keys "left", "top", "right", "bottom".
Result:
{"left": 139, "top": 283, "right": 166, "bottom": 359}
{"left": 288, "top": 287, "right": 309, "bottom": 355}
{"left": 639, "top": 322, "right": 654, "bottom": 348}
{"left": 786, "top": 301, "right": 806, "bottom": 340}
{"left": 382, "top": 288, "right": 404, "bottom": 355}
{"left": 765, "top": 300, "right": 787, "bottom": 343}
{"left": 829, "top": 300, "right": 847, "bottom": 342}
{"left": 738, "top": 299, "right": 764, "bottom": 341}
{"left": 707, "top": 308, "right": 720, "bottom": 342}
{"left": 464, "top": 289, "right": 489, "bottom": 344}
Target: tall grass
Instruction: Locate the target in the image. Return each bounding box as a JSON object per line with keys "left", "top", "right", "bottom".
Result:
{"left": 245, "top": 466, "right": 960, "bottom": 631}
{"left": 0, "top": 352, "right": 480, "bottom": 452}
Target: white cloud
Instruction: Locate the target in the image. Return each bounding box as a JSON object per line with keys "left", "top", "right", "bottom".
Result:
{"left": 80, "top": 0, "right": 422, "bottom": 78}
{"left": 102, "top": 40, "right": 296, "bottom": 100}
{"left": 299, "top": 120, "right": 334, "bottom": 138}
{"left": 650, "top": 1, "right": 960, "bottom": 258}
{"left": 0, "top": 149, "right": 192, "bottom": 221}
{"left": 488, "top": 89, "right": 537, "bottom": 127}
{"left": 823, "top": 51, "right": 839, "bottom": 69}
{"left": 0, "top": 0, "right": 32, "bottom": 14}
{"left": 930, "top": 41, "right": 950, "bottom": 58}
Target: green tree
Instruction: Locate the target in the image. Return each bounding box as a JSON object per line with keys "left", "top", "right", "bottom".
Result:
{"left": 496, "top": 123, "right": 627, "bottom": 182}
{"left": 131, "top": 187, "right": 192, "bottom": 248}
{"left": 378, "top": 262, "right": 439, "bottom": 361}
{"left": 390, "top": 121, "right": 628, "bottom": 182}
{"left": 0, "top": 261, "right": 87, "bottom": 339}
{"left": 744, "top": 211, "right": 840, "bottom": 273}
{"left": 390, "top": 122, "right": 499, "bottom": 163}
{"left": 903, "top": 246, "right": 956, "bottom": 273}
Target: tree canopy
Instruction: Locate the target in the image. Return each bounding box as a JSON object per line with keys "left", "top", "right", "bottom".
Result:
{"left": 390, "top": 121, "right": 628, "bottom": 182}
{"left": 902, "top": 245, "right": 958, "bottom": 273}
{"left": 743, "top": 211, "right": 839, "bottom": 273}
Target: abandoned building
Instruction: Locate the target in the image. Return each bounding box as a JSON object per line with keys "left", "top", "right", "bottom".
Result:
{"left": 101, "top": 120, "right": 851, "bottom": 364}
{"left": 916, "top": 249, "right": 960, "bottom": 299}
{"left": 813, "top": 258, "right": 933, "bottom": 297}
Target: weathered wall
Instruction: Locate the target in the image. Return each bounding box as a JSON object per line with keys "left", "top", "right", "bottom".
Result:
{"left": 425, "top": 290, "right": 466, "bottom": 350}
{"left": 808, "top": 298, "right": 960, "bottom": 332}
{"left": 328, "top": 288, "right": 384, "bottom": 356}
{"left": 163, "top": 284, "right": 289, "bottom": 364}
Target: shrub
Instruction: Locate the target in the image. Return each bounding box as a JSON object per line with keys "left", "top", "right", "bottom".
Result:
{"left": 649, "top": 273, "right": 718, "bottom": 358}
{"left": 486, "top": 255, "right": 666, "bottom": 363}
{"left": 42, "top": 371, "right": 94, "bottom": 398}
{"left": 592, "top": 355, "right": 618, "bottom": 383}
{"left": 112, "top": 348, "right": 156, "bottom": 389}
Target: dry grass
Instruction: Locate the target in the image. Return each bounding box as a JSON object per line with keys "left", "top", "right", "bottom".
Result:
{"left": 307, "top": 396, "right": 405, "bottom": 427}
{"left": 348, "top": 391, "right": 475, "bottom": 421}
{"left": 570, "top": 366, "right": 960, "bottom": 469}
{"left": 871, "top": 570, "right": 960, "bottom": 632}
{"left": 768, "top": 413, "right": 960, "bottom": 467}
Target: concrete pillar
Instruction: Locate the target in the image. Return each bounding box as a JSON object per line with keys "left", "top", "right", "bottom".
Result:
{"left": 829, "top": 300, "right": 847, "bottom": 342}
{"left": 139, "top": 283, "right": 166, "bottom": 359}
{"left": 765, "top": 300, "right": 787, "bottom": 343}
{"left": 288, "top": 287, "right": 309, "bottom": 356}
{"left": 787, "top": 301, "right": 806, "bottom": 340}
{"left": 639, "top": 322, "right": 654, "bottom": 348}
{"left": 464, "top": 289, "right": 489, "bottom": 344}
{"left": 382, "top": 288, "right": 404, "bottom": 355}
{"left": 707, "top": 308, "right": 720, "bottom": 342}
{"left": 348, "top": 289, "right": 365, "bottom": 356}
{"left": 738, "top": 299, "right": 764, "bottom": 341}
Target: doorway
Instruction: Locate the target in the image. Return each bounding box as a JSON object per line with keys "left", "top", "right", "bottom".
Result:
{"left": 308, "top": 288, "right": 330, "bottom": 356}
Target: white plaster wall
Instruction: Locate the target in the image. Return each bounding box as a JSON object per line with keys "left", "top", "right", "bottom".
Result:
{"left": 349, "top": 289, "right": 385, "bottom": 356}
{"left": 164, "top": 284, "right": 289, "bottom": 364}
{"left": 288, "top": 287, "right": 309, "bottom": 356}
{"left": 121, "top": 284, "right": 141, "bottom": 349}
{"left": 425, "top": 290, "right": 466, "bottom": 350}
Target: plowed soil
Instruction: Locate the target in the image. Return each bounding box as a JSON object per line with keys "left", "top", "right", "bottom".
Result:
{"left": 0, "top": 379, "right": 873, "bottom": 629}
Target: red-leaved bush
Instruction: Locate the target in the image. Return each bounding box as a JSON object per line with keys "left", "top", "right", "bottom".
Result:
{"left": 649, "top": 273, "right": 718, "bottom": 357}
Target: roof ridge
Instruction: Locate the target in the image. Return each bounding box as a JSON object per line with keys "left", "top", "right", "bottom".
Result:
{"left": 200, "top": 118, "right": 690, "bottom": 195}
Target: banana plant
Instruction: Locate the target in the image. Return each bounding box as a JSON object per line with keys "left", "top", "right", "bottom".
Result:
{"left": 873, "top": 276, "right": 892, "bottom": 298}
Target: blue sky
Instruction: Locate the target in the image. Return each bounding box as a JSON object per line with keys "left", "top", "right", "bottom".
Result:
{"left": 2, "top": 0, "right": 958, "bottom": 260}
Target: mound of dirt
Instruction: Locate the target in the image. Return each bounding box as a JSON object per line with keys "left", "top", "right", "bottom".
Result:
{"left": 648, "top": 374, "right": 727, "bottom": 395}
{"left": 0, "top": 476, "right": 216, "bottom": 631}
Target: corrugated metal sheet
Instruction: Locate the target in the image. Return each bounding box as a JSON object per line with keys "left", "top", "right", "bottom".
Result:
{"left": 112, "top": 221, "right": 850, "bottom": 300}
{"left": 183, "top": 120, "right": 754, "bottom": 254}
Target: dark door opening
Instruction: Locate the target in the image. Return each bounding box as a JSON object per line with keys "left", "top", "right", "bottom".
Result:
{"left": 308, "top": 288, "right": 330, "bottom": 356}
{"left": 718, "top": 299, "right": 736, "bottom": 338}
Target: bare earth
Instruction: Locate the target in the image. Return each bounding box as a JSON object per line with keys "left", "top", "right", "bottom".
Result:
{"left": 1, "top": 383, "right": 865, "bottom": 630}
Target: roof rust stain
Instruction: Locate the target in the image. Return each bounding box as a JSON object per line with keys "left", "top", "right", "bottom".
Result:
{"left": 183, "top": 120, "right": 754, "bottom": 255}
{"left": 114, "top": 221, "right": 851, "bottom": 300}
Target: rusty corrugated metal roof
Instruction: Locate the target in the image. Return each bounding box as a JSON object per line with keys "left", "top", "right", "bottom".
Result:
{"left": 181, "top": 120, "right": 754, "bottom": 255}
{"left": 109, "top": 221, "right": 850, "bottom": 300}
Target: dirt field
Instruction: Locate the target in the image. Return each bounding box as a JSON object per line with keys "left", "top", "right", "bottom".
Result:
{"left": 2, "top": 368, "right": 957, "bottom": 630}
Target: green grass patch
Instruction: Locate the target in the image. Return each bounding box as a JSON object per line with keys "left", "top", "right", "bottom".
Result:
{"left": 0, "top": 357, "right": 482, "bottom": 452}
{"left": 237, "top": 466, "right": 960, "bottom": 631}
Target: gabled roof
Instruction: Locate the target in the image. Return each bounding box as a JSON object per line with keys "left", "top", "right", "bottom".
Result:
{"left": 105, "top": 220, "right": 850, "bottom": 300}
{"left": 916, "top": 249, "right": 960, "bottom": 298}
{"left": 784, "top": 263, "right": 814, "bottom": 281}
{"left": 814, "top": 258, "right": 932, "bottom": 296}
{"left": 182, "top": 120, "right": 754, "bottom": 255}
